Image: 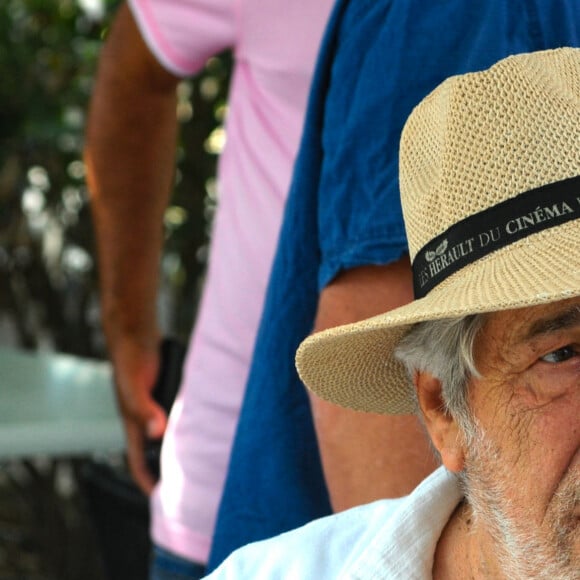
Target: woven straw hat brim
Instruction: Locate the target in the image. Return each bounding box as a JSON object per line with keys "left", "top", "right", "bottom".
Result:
{"left": 296, "top": 220, "right": 580, "bottom": 415}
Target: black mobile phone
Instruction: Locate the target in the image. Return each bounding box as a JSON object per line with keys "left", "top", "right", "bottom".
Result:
{"left": 144, "top": 337, "right": 187, "bottom": 480}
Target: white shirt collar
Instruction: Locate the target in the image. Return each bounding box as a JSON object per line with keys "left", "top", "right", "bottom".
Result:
{"left": 344, "top": 466, "right": 462, "bottom": 579}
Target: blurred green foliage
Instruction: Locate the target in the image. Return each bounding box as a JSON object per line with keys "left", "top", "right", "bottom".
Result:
{"left": 0, "top": 4, "right": 232, "bottom": 577}
{"left": 0, "top": 0, "right": 231, "bottom": 357}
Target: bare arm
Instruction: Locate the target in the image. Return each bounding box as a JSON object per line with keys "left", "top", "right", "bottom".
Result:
{"left": 85, "top": 3, "right": 180, "bottom": 494}
{"left": 309, "top": 257, "right": 439, "bottom": 511}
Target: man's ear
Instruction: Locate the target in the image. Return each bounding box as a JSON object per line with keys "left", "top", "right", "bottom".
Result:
{"left": 414, "top": 371, "right": 465, "bottom": 473}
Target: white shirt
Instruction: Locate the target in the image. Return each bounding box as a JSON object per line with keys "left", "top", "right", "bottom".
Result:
{"left": 205, "top": 467, "right": 461, "bottom": 579}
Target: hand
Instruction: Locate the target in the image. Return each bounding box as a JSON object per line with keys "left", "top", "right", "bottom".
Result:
{"left": 111, "top": 337, "right": 166, "bottom": 495}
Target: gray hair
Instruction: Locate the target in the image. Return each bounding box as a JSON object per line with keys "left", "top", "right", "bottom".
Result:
{"left": 394, "top": 314, "right": 486, "bottom": 436}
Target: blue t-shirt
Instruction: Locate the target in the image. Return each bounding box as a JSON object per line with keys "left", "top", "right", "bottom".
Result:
{"left": 208, "top": 0, "right": 579, "bottom": 569}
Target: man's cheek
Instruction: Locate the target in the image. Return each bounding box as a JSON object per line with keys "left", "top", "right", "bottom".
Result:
{"left": 523, "top": 410, "right": 578, "bottom": 507}
{"left": 489, "top": 390, "right": 535, "bottom": 469}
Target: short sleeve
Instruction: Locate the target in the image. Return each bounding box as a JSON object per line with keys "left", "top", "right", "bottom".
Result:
{"left": 316, "top": 0, "right": 409, "bottom": 289}
{"left": 128, "top": 0, "right": 237, "bottom": 77}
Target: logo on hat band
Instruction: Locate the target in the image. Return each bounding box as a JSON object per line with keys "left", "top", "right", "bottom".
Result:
{"left": 413, "top": 175, "right": 580, "bottom": 299}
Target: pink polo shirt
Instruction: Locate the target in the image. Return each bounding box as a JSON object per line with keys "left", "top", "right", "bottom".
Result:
{"left": 128, "top": 0, "right": 333, "bottom": 564}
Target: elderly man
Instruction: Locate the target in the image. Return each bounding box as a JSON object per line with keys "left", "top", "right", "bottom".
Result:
{"left": 204, "top": 47, "right": 579, "bottom": 579}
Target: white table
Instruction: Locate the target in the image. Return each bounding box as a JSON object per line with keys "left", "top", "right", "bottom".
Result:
{"left": 0, "top": 349, "right": 125, "bottom": 459}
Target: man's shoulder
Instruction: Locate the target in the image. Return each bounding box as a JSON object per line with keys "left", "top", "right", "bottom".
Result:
{"left": 207, "top": 498, "right": 404, "bottom": 578}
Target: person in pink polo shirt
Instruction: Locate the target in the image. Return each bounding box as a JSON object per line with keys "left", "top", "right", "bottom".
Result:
{"left": 86, "top": 0, "right": 334, "bottom": 576}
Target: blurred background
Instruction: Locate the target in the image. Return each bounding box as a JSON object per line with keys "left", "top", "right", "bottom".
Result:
{"left": 0, "top": 0, "right": 231, "bottom": 577}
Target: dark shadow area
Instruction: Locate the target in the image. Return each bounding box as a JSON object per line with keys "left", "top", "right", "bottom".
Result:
{"left": 79, "top": 461, "right": 150, "bottom": 580}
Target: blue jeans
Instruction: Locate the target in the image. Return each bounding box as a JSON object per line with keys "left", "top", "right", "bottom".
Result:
{"left": 150, "top": 545, "right": 207, "bottom": 580}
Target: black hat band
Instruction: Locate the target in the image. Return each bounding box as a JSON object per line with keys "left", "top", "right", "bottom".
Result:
{"left": 412, "top": 175, "right": 580, "bottom": 299}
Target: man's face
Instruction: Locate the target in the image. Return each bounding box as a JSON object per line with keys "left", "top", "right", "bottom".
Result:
{"left": 462, "top": 297, "right": 579, "bottom": 579}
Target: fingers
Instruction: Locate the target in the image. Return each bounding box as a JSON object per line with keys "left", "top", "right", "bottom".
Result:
{"left": 125, "top": 415, "right": 158, "bottom": 495}
{"left": 126, "top": 388, "right": 169, "bottom": 494}
{"left": 110, "top": 337, "right": 165, "bottom": 493}
{"left": 146, "top": 406, "right": 166, "bottom": 440}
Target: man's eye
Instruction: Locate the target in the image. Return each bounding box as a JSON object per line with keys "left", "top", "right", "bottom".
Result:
{"left": 540, "top": 346, "right": 577, "bottom": 364}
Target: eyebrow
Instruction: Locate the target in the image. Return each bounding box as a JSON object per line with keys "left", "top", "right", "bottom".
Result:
{"left": 523, "top": 304, "right": 580, "bottom": 342}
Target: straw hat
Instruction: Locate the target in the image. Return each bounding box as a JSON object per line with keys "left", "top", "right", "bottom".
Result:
{"left": 296, "top": 48, "right": 580, "bottom": 415}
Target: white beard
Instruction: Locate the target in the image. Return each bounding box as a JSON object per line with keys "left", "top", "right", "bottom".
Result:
{"left": 459, "top": 425, "right": 579, "bottom": 580}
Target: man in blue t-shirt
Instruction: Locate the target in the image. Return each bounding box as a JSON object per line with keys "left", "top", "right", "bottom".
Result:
{"left": 208, "top": 0, "right": 579, "bottom": 570}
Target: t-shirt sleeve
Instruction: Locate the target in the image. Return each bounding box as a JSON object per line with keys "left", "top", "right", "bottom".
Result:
{"left": 315, "top": 0, "right": 409, "bottom": 290}
{"left": 128, "top": 0, "right": 236, "bottom": 77}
